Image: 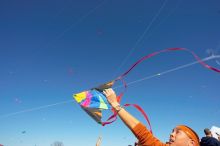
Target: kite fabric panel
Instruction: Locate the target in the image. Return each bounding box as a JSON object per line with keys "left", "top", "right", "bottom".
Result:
{"left": 82, "top": 107, "right": 102, "bottom": 124}
{"left": 74, "top": 89, "right": 111, "bottom": 109}
{"left": 73, "top": 81, "right": 114, "bottom": 124}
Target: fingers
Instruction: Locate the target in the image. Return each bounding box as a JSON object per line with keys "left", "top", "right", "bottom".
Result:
{"left": 103, "top": 88, "right": 119, "bottom": 107}
{"left": 103, "top": 88, "right": 114, "bottom": 97}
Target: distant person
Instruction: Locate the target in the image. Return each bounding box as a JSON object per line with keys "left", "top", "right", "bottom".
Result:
{"left": 200, "top": 128, "right": 220, "bottom": 146}
{"left": 103, "top": 88, "right": 200, "bottom": 146}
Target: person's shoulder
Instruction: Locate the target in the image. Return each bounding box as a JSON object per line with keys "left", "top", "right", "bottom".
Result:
{"left": 209, "top": 137, "right": 220, "bottom": 145}
{"left": 200, "top": 137, "right": 208, "bottom": 141}
{"left": 201, "top": 136, "right": 206, "bottom": 140}
{"left": 210, "top": 137, "right": 219, "bottom": 141}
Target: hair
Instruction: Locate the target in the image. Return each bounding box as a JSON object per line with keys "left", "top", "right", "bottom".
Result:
{"left": 204, "top": 128, "right": 211, "bottom": 135}
{"left": 177, "top": 125, "right": 200, "bottom": 146}
{"left": 185, "top": 125, "right": 200, "bottom": 142}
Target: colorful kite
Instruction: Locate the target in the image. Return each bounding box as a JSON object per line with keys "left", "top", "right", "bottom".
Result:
{"left": 73, "top": 47, "right": 220, "bottom": 129}
{"left": 73, "top": 81, "right": 116, "bottom": 125}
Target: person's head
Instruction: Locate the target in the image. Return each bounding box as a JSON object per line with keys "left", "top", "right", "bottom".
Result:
{"left": 204, "top": 128, "right": 212, "bottom": 136}
{"left": 169, "top": 125, "right": 199, "bottom": 146}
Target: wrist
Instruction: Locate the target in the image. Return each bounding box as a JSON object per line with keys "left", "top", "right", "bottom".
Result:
{"left": 113, "top": 104, "right": 124, "bottom": 113}
{"left": 111, "top": 102, "right": 120, "bottom": 108}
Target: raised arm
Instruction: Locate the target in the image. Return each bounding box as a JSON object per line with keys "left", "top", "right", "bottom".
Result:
{"left": 103, "top": 88, "right": 166, "bottom": 146}
{"left": 103, "top": 88, "right": 139, "bottom": 129}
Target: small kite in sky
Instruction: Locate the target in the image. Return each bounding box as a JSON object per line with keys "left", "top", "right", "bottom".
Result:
{"left": 68, "top": 67, "right": 74, "bottom": 76}
{"left": 14, "top": 98, "right": 22, "bottom": 104}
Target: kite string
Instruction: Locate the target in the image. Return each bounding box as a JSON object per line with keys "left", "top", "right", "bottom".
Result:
{"left": 43, "top": 0, "right": 107, "bottom": 48}
{"left": 1, "top": 54, "right": 220, "bottom": 119}
{"left": 117, "top": 55, "right": 220, "bottom": 88}
{"left": 139, "top": 0, "right": 183, "bottom": 44}
{"left": 112, "top": 0, "right": 169, "bottom": 78}
{"left": 0, "top": 100, "right": 73, "bottom": 119}
{"left": 116, "top": 48, "right": 220, "bottom": 82}
{"left": 107, "top": 48, "right": 220, "bottom": 127}
{"left": 103, "top": 55, "right": 220, "bottom": 128}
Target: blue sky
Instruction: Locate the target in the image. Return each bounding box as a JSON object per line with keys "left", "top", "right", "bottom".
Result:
{"left": 0, "top": 0, "right": 220, "bottom": 146}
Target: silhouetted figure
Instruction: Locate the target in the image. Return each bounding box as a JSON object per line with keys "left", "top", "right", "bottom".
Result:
{"left": 200, "top": 128, "right": 220, "bottom": 146}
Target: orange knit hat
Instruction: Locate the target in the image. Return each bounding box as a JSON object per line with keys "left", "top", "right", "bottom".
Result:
{"left": 177, "top": 125, "right": 199, "bottom": 146}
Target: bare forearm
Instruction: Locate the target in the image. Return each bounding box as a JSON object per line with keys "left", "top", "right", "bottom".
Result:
{"left": 112, "top": 103, "right": 139, "bottom": 129}
{"left": 104, "top": 88, "right": 140, "bottom": 129}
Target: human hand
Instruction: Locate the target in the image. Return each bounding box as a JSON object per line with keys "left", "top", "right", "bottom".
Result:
{"left": 103, "top": 88, "right": 119, "bottom": 107}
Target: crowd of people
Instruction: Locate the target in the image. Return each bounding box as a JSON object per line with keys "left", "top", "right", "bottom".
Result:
{"left": 95, "top": 88, "right": 220, "bottom": 146}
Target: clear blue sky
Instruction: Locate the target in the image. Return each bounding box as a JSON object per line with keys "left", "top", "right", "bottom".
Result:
{"left": 0, "top": 0, "right": 220, "bottom": 146}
